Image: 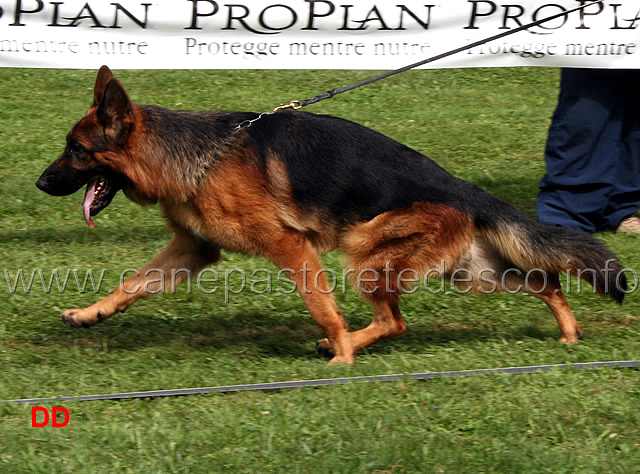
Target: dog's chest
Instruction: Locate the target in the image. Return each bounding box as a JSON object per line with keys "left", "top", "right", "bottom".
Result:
{"left": 161, "top": 198, "right": 267, "bottom": 254}
{"left": 162, "top": 200, "right": 209, "bottom": 239}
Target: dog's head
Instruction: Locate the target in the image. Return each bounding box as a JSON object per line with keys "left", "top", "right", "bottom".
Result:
{"left": 36, "top": 66, "right": 133, "bottom": 228}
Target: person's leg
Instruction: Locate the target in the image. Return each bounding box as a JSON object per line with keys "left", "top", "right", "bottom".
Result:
{"left": 537, "top": 69, "right": 625, "bottom": 232}
{"left": 603, "top": 70, "right": 640, "bottom": 230}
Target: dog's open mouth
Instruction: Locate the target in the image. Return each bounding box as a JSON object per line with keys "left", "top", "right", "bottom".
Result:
{"left": 82, "top": 176, "right": 119, "bottom": 228}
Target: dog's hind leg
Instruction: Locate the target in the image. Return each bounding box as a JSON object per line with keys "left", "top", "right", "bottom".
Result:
{"left": 522, "top": 273, "right": 582, "bottom": 343}
{"left": 325, "top": 202, "right": 474, "bottom": 357}
{"left": 461, "top": 236, "right": 582, "bottom": 343}
{"left": 488, "top": 261, "right": 582, "bottom": 343}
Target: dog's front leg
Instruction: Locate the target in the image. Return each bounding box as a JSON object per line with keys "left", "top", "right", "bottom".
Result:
{"left": 266, "top": 231, "right": 355, "bottom": 365}
{"left": 60, "top": 231, "right": 220, "bottom": 328}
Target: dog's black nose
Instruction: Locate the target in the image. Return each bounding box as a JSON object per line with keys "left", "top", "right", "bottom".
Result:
{"left": 36, "top": 174, "right": 50, "bottom": 192}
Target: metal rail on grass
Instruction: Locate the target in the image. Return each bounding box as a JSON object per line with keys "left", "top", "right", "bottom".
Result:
{"left": 4, "top": 360, "right": 639, "bottom": 404}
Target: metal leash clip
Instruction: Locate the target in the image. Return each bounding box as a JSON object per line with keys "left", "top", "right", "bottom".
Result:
{"left": 235, "top": 101, "right": 302, "bottom": 130}
{"left": 273, "top": 101, "right": 301, "bottom": 113}
{"left": 235, "top": 111, "right": 273, "bottom": 130}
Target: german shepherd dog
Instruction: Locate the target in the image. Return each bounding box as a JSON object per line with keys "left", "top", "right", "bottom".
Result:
{"left": 37, "top": 66, "right": 625, "bottom": 364}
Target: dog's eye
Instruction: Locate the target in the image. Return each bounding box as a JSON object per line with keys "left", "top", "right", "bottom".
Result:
{"left": 67, "top": 140, "right": 86, "bottom": 156}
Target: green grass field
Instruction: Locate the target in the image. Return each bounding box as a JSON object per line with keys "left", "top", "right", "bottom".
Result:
{"left": 1, "top": 67, "right": 639, "bottom": 472}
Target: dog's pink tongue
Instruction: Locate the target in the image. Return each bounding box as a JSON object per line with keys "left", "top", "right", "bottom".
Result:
{"left": 82, "top": 181, "right": 97, "bottom": 228}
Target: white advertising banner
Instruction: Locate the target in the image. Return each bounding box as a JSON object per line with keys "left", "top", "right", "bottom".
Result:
{"left": 0, "top": 0, "right": 638, "bottom": 69}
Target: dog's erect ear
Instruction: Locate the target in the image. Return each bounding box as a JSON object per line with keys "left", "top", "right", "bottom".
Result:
{"left": 97, "top": 78, "right": 134, "bottom": 142}
{"left": 93, "top": 65, "right": 114, "bottom": 107}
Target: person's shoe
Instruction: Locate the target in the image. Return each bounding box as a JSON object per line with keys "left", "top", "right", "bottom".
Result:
{"left": 617, "top": 214, "right": 640, "bottom": 233}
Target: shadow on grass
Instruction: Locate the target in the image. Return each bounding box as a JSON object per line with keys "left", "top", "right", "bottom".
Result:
{"left": 29, "top": 310, "right": 561, "bottom": 360}
{"left": 0, "top": 225, "right": 170, "bottom": 245}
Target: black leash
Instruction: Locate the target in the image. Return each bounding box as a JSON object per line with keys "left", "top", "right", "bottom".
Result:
{"left": 273, "top": 0, "right": 604, "bottom": 112}
{"left": 4, "top": 359, "right": 638, "bottom": 404}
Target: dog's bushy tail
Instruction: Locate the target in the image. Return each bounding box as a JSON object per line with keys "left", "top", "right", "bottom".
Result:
{"left": 478, "top": 212, "right": 627, "bottom": 303}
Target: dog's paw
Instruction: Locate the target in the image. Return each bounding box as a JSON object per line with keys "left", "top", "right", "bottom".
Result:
{"left": 328, "top": 355, "right": 355, "bottom": 365}
{"left": 315, "top": 338, "right": 335, "bottom": 358}
{"left": 60, "top": 307, "right": 107, "bottom": 328}
{"left": 559, "top": 330, "right": 583, "bottom": 344}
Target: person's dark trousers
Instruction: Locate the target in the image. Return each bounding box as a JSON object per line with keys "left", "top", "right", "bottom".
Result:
{"left": 536, "top": 68, "right": 640, "bottom": 232}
